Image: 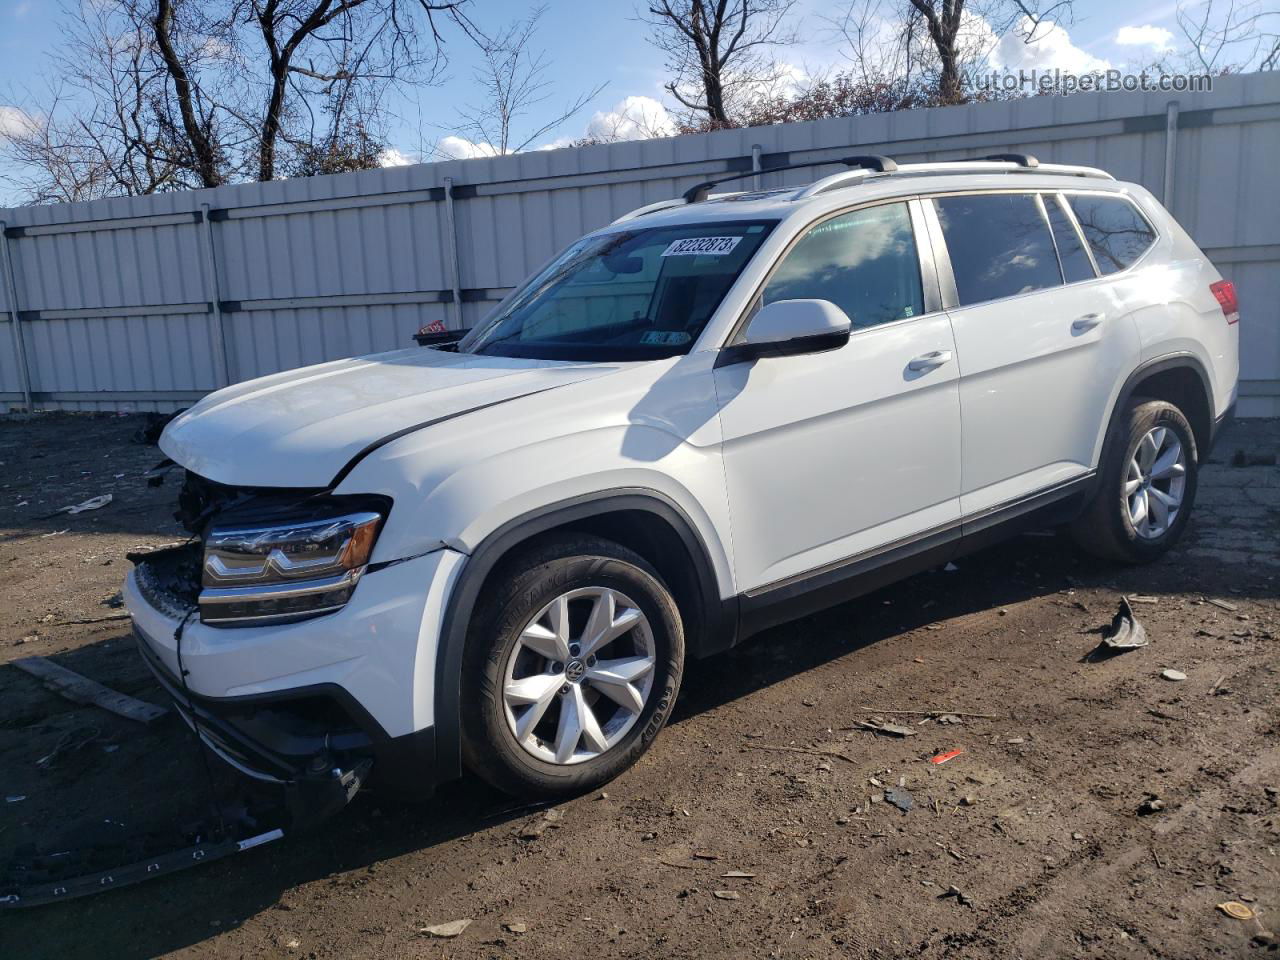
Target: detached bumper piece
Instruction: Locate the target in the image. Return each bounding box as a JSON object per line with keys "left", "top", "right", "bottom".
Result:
{"left": 2, "top": 828, "right": 286, "bottom": 911}
{"left": 0, "top": 641, "right": 376, "bottom": 911}
{"left": 2, "top": 642, "right": 376, "bottom": 911}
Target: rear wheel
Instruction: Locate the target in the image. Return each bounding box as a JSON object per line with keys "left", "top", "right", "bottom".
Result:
{"left": 1071, "top": 398, "right": 1198, "bottom": 563}
{"left": 461, "top": 535, "right": 684, "bottom": 798}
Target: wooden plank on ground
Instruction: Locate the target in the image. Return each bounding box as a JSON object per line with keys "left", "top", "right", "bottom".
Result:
{"left": 11, "top": 656, "right": 168, "bottom": 725}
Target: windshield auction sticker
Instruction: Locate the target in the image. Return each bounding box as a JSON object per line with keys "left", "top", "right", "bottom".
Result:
{"left": 661, "top": 236, "right": 742, "bottom": 257}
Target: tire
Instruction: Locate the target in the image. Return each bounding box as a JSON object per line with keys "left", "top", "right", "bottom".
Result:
{"left": 460, "top": 534, "right": 685, "bottom": 798}
{"left": 1071, "top": 397, "right": 1198, "bottom": 563}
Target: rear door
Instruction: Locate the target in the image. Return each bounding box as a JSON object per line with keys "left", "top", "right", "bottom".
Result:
{"left": 714, "top": 199, "right": 963, "bottom": 593}
{"left": 926, "top": 190, "right": 1142, "bottom": 516}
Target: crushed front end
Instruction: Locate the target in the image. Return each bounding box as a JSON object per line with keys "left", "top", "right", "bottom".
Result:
{"left": 125, "top": 470, "right": 436, "bottom": 825}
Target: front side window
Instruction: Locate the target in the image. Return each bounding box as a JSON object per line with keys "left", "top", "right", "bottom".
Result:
{"left": 934, "top": 193, "right": 1063, "bottom": 306}
{"left": 1066, "top": 194, "right": 1157, "bottom": 275}
{"left": 458, "top": 221, "right": 774, "bottom": 361}
{"left": 762, "top": 202, "right": 924, "bottom": 330}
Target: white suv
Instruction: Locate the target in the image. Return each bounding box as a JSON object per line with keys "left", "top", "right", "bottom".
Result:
{"left": 125, "top": 154, "right": 1239, "bottom": 807}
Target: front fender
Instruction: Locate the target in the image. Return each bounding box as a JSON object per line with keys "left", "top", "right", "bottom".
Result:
{"left": 428, "top": 426, "right": 735, "bottom": 597}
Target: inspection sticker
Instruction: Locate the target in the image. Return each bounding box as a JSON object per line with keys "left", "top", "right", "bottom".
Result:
{"left": 661, "top": 236, "right": 742, "bottom": 257}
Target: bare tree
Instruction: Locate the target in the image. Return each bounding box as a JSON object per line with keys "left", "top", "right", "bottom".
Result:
{"left": 1177, "top": 0, "right": 1279, "bottom": 73}
{"left": 2, "top": 0, "right": 480, "bottom": 202}
{"left": 830, "top": 0, "right": 1075, "bottom": 106}
{"left": 285, "top": 112, "right": 386, "bottom": 176}
{"left": 825, "top": 0, "right": 929, "bottom": 110}
{"left": 449, "top": 6, "right": 605, "bottom": 156}
{"left": 1, "top": 2, "right": 196, "bottom": 203}
{"left": 641, "top": 0, "right": 798, "bottom": 127}
{"left": 657, "top": 0, "right": 1044, "bottom": 135}
{"left": 723, "top": 72, "right": 928, "bottom": 127}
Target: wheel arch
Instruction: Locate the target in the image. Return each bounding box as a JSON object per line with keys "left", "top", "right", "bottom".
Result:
{"left": 431, "top": 489, "right": 736, "bottom": 784}
{"left": 1116, "top": 354, "right": 1214, "bottom": 458}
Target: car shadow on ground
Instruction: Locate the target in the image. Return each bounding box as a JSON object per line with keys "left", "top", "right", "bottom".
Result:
{"left": 12, "top": 521, "right": 1273, "bottom": 960}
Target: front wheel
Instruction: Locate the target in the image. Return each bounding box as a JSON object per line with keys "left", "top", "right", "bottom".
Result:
{"left": 1071, "top": 397, "right": 1198, "bottom": 563}
{"left": 460, "top": 535, "right": 684, "bottom": 798}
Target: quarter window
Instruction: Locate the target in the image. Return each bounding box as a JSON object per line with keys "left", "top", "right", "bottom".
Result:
{"left": 762, "top": 202, "right": 924, "bottom": 331}
{"left": 934, "top": 193, "right": 1063, "bottom": 306}
{"left": 1066, "top": 194, "right": 1157, "bottom": 275}
{"left": 1045, "top": 195, "right": 1096, "bottom": 283}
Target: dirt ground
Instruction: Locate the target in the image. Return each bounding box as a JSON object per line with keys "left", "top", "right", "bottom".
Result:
{"left": 0, "top": 413, "right": 1276, "bottom": 960}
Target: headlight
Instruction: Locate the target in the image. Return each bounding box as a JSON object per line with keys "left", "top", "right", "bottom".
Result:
{"left": 200, "top": 509, "right": 384, "bottom": 625}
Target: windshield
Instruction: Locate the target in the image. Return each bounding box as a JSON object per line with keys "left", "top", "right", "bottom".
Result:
{"left": 457, "top": 220, "right": 776, "bottom": 361}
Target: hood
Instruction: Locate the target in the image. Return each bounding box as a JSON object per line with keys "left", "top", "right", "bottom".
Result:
{"left": 160, "top": 347, "right": 620, "bottom": 488}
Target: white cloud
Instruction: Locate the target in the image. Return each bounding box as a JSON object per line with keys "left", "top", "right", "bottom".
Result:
{"left": 379, "top": 147, "right": 414, "bottom": 167}
{"left": 957, "top": 10, "right": 1003, "bottom": 63}
{"left": 434, "top": 135, "right": 501, "bottom": 160}
{"left": 989, "top": 16, "right": 1111, "bottom": 73}
{"left": 759, "top": 61, "right": 810, "bottom": 100}
{"left": 0, "top": 105, "right": 36, "bottom": 140}
{"left": 1115, "top": 24, "right": 1176, "bottom": 50}
{"left": 583, "top": 95, "right": 676, "bottom": 142}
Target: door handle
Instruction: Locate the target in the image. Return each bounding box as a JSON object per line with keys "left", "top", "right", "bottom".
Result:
{"left": 908, "top": 350, "right": 953, "bottom": 372}
{"left": 1072, "top": 312, "right": 1104, "bottom": 332}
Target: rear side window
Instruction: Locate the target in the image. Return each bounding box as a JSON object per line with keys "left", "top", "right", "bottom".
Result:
{"left": 1066, "top": 194, "right": 1157, "bottom": 275}
{"left": 763, "top": 201, "right": 924, "bottom": 330}
{"left": 1045, "top": 195, "right": 1096, "bottom": 283}
{"left": 934, "top": 193, "right": 1063, "bottom": 306}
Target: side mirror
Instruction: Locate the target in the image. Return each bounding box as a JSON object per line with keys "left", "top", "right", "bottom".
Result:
{"left": 717, "top": 299, "right": 852, "bottom": 366}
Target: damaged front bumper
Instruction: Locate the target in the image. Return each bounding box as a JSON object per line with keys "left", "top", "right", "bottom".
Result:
{"left": 133, "top": 621, "right": 375, "bottom": 827}
{"left": 125, "top": 542, "right": 456, "bottom": 806}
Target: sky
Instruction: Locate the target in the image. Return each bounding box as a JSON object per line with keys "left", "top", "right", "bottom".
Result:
{"left": 0, "top": 0, "right": 1194, "bottom": 192}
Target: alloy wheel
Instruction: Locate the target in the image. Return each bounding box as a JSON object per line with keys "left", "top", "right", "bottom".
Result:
{"left": 501, "top": 586, "right": 656, "bottom": 765}
{"left": 1125, "top": 425, "right": 1187, "bottom": 540}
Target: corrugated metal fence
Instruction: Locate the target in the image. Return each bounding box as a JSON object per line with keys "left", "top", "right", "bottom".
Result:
{"left": 2, "top": 70, "right": 1278, "bottom": 415}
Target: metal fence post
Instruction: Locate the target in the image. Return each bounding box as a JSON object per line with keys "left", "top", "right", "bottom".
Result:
{"left": 1162, "top": 100, "right": 1180, "bottom": 211}
{"left": 443, "top": 178, "right": 464, "bottom": 330}
{"left": 0, "top": 221, "right": 34, "bottom": 412}
{"left": 751, "top": 144, "right": 763, "bottom": 191}
{"left": 199, "top": 203, "right": 232, "bottom": 387}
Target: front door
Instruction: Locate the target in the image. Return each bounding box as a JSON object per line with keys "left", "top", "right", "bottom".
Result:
{"left": 714, "top": 199, "right": 964, "bottom": 594}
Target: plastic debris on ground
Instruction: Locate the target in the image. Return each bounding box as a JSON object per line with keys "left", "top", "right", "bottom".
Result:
{"left": 940, "top": 884, "right": 973, "bottom": 906}
{"left": 420, "top": 919, "right": 472, "bottom": 938}
{"left": 1137, "top": 795, "right": 1166, "bottom": 815}
{"left": 850, "top": 719, "right": 916, "bottom": 737}
{"left": 1217, "top": 901, "right": 1255, "bottom": 921}
{"left": 930, "top": 749, "right": 964, "bottom": 765}
{"left": 1102, "top": 597, "right": 1149, "bottom": 650}
{"left": 885, "top": 787, "right": 913, "bottom": 813}
{"left": 59, "top": 494, "right": 113, "bottom": 515}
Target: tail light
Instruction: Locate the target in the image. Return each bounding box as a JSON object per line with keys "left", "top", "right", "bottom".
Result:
{"left": 1210, "top": 280, "right": 1239, "bottom": 323}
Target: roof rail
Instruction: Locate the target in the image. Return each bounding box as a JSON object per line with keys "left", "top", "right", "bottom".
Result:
{"left": 612, "top": 154, "right": 1114, "bottom": 221}
{"left": 980, "top": 152, "right": 1039, "bottom": 167}
{"left": 794, "top": 158, "right": 1114, "bottom": 200}
{"left": 682, "top": 154, "right": 898, "bottom": 204}
{"left": 610, "top": 198, "right": 688, "bottom": 225}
